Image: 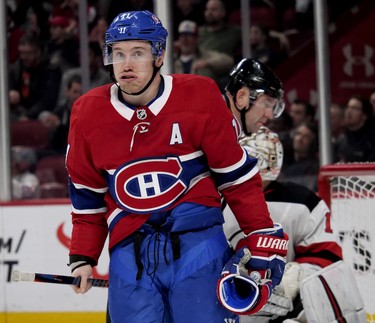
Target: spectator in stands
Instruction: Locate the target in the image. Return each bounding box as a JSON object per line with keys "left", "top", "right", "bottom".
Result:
{"left": 267, "top": 111, "right": 294, "bottom": 170}
{"left": 89, "top": 15, "right": 108, "bottom": 48}
{"left": 54, "top": 74, "right": 82, "bottom": 127}
{"left": 38, "top": 110, "right": 67, "bottom": 155}
{"left": 8, "top": 34, "right": 62, "bottom": 119}
{"left": 47, "top": 74, "right": 82, "bottom": 153}
{"left": 249, "top": 24, "right": 274, "bottom": 65}
{"left": 369, "top": 90, "right": 375, "bottom": 118}
{"left": 280, "top": 121, "right": 320, "bottom": 191}
{"left": 13, "top": 1, "right": 49, "bottom": 41}
{"left": 37, "top": 75, "right": 82, "bottom": 155}
{"left": 7, "top": 5, "right": 25, "bottom": 64}
{"left": 50, "top": 0, "right": 81, "bottom": 39}
{"left": 294, "top": 0, "right": 314, "bottom": 31}
{"left": 199, "top": 0, "right": 242, "bottom": 59}
{"left": 227, "top": 2, "right": 291, "bottom": 67}
{"left": 106, "top": 0, "right": 154, "bottom": 23}
{"left": 11, "top": 146, "right": 40, "bottom": 200}
{"left": 9, "top": 90, "right": 28, "bottom": 122}
{"left": 288, "top": 98, "right": 315, "bottom": 135}
{"left": 57, "top": 41, "right": 111, "bottom": 105}
{"left": 45, "top": 15, "right": 80, "bottom": 72}
{"left": 336, "top": 95, "right": 375, "bottom": 162}
{"left": 173, "top": 20, "right": 234, "bottom": 89}
{"left": 330, "top": 103, "right": 346, "bottom": 161}
{"left": 248, "top": 23, "right": 289, "bottom": 69}
{"left": 172, "top": 0, "right": 205, "bottom": 39}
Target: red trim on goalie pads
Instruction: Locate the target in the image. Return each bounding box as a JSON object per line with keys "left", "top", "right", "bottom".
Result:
{"left": 318, "top": 275, "right": 347, "bottom": 323}
{"left": 236, "top": 233, "right": 289, "bottom": 257}
{"left": 295, "top": 241, "right": 343, "bottom": 268}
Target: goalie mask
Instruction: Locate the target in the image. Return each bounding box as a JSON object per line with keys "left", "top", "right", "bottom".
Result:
{"left": 239, "top": 126, "right": 283, "bottom": 181}
{"left": 226, "top": 59, "right": 285, "bottom": 130}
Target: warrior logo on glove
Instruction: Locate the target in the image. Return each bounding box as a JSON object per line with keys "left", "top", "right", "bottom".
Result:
{"left": 217, "top": 223, "right": 289, "bottom": 315}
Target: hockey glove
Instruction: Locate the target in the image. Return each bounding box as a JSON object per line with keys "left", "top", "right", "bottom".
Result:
{"left": 217, "top": 223, "right": 288, "bottom": 315}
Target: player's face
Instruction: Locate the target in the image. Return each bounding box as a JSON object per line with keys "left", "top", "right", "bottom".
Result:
{"left": 245, "top": 94, "right": 277, "bottom": 133}
{"left": 112, "top": 40, "right": 157, "bottom": 94}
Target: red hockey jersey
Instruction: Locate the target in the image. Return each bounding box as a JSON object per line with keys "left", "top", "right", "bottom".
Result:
{"left": 66, "top": 74, "right": 272, "bottom": 263}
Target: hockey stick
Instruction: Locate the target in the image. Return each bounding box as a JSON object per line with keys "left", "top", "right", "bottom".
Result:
{"left": 11, "top": 270, "right": 109, "bottom": 287}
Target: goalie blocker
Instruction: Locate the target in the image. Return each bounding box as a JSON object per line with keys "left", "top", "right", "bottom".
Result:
{"left": 217, "top": 223, "right": 288, "bottom": 315}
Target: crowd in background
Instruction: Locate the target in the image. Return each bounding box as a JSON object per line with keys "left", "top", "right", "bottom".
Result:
{"left": 5, "top": 0, "right": 374, "bottom": 199}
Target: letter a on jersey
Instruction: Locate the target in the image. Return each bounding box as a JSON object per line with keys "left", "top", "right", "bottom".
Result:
{"left": 170, "top": 123, "right": 183, "bottom": 145}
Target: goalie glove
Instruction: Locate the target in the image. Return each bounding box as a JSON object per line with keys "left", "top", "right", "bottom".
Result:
{"left": 217, "top": 223, "right": 288, "bottom": 315}
{"left": 254, "top": 262, "right": 305, "bottom": 319}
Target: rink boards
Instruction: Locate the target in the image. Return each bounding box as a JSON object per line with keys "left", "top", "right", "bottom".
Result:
{"left": 0, "top": 201, "right": 108, "bottom": 323}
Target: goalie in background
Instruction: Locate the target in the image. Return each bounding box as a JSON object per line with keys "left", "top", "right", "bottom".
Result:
{"left": 223, "top": 126, "right": 364, "bottom": 322}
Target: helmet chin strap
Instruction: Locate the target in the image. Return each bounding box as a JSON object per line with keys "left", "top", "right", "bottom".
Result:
{"left": 233, "top": 97, "right": 254, "bottom": 136}
{"left": 110, "top": 62, "right": 161, "bottom": 96}
{"left": 240, "top": 108, "right": 252, "bottom": 136}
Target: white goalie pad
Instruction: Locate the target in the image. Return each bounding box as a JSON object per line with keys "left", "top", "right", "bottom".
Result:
{"left": 300, "top": 260, "right": 366, "bottom": 323}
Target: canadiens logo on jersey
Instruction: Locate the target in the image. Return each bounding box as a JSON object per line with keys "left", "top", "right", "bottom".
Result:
{"left": 113, "top": 157, "right": 187, "bottom": 213}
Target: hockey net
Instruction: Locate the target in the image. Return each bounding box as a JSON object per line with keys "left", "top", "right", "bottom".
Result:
{"left": 318, "top": 163, "right": 375, "bottom": 323}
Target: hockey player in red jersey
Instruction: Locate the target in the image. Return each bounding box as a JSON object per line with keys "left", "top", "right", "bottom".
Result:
{"left": 66, "top": 10, "right": 288, "bottom": 322}
{"left": 224, "top": 127, "right": 347, "bottom": 322}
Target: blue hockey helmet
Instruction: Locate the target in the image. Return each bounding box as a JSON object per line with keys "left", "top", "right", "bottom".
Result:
{"left": 103, "top": 10, "right": 168, "bottom": 65}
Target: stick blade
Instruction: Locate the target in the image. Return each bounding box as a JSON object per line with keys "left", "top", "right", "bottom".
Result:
{"left": 12, "top": 270, "right": 35, "bottom": 282}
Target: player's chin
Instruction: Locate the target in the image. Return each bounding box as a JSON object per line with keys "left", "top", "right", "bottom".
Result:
{"left": 119, "top": 84, "right": 137, "bottom": 94}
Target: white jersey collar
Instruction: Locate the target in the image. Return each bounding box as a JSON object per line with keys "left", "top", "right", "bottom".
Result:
{"left": 110, "top": 75, "right": 173, "bottom": 121}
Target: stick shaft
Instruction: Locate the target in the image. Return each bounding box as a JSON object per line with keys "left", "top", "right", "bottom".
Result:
{"left": 34, "top": 273, "right": 109, "bottom": 287}
{"left": 14, "top": 271, "right": 108, "bottom": 287}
